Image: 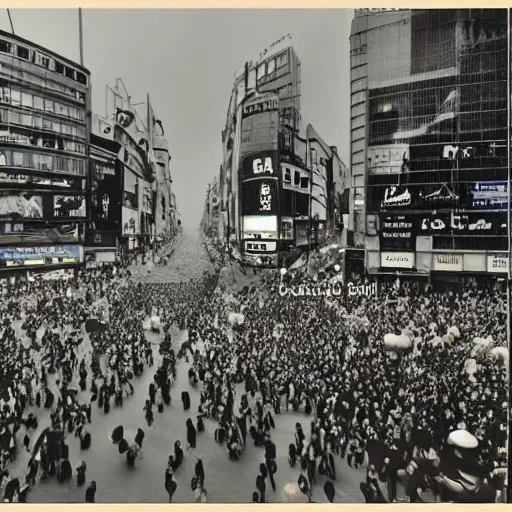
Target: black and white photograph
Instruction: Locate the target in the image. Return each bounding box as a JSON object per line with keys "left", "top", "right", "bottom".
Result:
{"left": 0, "top": 6, "right": 509, "bottom": 505}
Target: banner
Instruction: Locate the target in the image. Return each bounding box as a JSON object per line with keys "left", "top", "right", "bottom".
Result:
{"left": 0, "top": 171, "right": 76, "bottom": 188}
{"left": 0, "top": 245, "right": 84, "bottom": 266}
{"left": 487, "top": 253, "right": 508, "bottom": 273}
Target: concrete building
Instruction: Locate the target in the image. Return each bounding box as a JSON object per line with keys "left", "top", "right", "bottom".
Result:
{"left": 0, "top": 29, "right": 90, "bottom": 274}
{"left": 218, "top": 37, "right": 350, "bottom": 268}
{"left": 99, "top": 80, "right": 175, "bottom": 261}
{"left": 350, "top": 9, "right": 508, "bottom": 290}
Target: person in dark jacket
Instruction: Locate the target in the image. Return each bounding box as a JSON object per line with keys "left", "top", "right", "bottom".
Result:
{"left": 85, "top": 481, "right": 96, "bottom": 503}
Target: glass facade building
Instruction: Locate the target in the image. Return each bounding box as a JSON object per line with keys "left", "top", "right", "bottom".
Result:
{"left": 351, "top": 9, "right": 508, "bottom": 288}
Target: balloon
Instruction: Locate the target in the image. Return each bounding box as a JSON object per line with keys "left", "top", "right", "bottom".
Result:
{"left": 490, "top": 347, "right": 509, "bottom": 369}
{"left": 472, "top": 337, "right": 490, "bottom": 347}
{"left": 464, "top": 358, "right": 477, "bottom": 375}
{"left": 447, "top": 430, "right": 479, "bottom": 449}
{"left": 384, "top": 333, "right": 412, "bottom": 351}
{"left": 448, "top": 326, "right": 460, "bottom": 338}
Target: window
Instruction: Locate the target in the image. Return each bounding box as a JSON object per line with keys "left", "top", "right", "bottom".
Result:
{"left": 0, "top": 87, "right": 10, "bottom": 103}
{"left": 45, "top": 99, "right": 54, "bottom": 112}
{"left": 283, "top": 167, "right": 291, "bottom": 183}
{"left": 33, "top": 116, "right": 42, "bottom": 129}
{"left": 257, "top": 64, "right": 265, "bottom": 80}
{"left": 65, "top": 66, "right": 75, "bottom": 80}
{"left": 34, "top": 96, "right": 44, "bottom": 110}
{"left": 76, "top": 72, "right": 87, "bottom": 85}
{"left": 42, "top": 118, "right": 52, "bottom": 130}
{"left": 294, "top": 170, "right": 301, "bottom": 186}
{"left": 13, "top": 152, "right": 24, "bottom": 167}
{"left": 277, "top": 52, "right": 288, "bottom": 68}
{"left": 0, "top": 40, "right": 12, "bottom": 54}
{"left": 55, "top": 61, "right": 64, "bottom": 74}
{"left": 21, "top": 93, "right": 33, "bottom": 108}
{"left": 17, "top": 45, "right": 29, "bottom": 60}
{"left": 267, "top": 59, "right": 276, "bottom": 75}
{"left": 281, "top": 220, "right": 293, "bottom": 239}
{"left": 21, "top": 114, "right": 32, "bottom": 126}
{"left": 56, "top": 102, "right": 69, "bottom": 117}
{"left": 300, "top": 176, "right": 309, "bottom": 189}
{"left": 11, "top": 89, "right": 20, "bottom": 106}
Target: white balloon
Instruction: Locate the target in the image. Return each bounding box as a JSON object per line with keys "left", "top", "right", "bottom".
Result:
{"left": 334, "top": 264, "right": 340, "bottom": 272}
{"left": 280, "top": 268, "right": 287, "bottom": 276}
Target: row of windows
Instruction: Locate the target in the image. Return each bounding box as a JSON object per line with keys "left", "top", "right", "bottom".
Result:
{"left": 0, "top": 38, "right": 88, "bottom": 86}
{"left": 0, "top": 61, "right": 86, "bottom": 104}
{"left": 0, "top": 108, "right": 86, "bottom": 139}
{"left": 283, "top": 167, "right": 310, "bottom": 189}
{"left": 257, "top": 51, "right": 289, "bottom": 81}
{"left": 0, "top": 86, "right": 85, "bottom": 121}
{"left": 0, "top": 148, "right": 85, "bottom": 176}
{"left": 0, "top": 125, "right": 86, "bottom": 155}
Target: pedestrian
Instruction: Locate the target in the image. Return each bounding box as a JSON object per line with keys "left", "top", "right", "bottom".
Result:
{"left": 85, "top": 481, "right": 96, "bottom": 503}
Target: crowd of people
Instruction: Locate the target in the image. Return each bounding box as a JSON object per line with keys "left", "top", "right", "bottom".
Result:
{"left": 0, "top": 233, "right": 508, "bottom": 503}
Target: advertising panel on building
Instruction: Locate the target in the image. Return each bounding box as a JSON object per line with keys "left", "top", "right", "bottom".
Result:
{"left": 241, "top": 179, "right": 279, "bottom": 216}
{"left": 432, "top": 253, "right": 463, "bottom": 272}
{"left": 0, "top": 244, "right": 84, "bottom": 268}
{"left": 487, "top": 253, "right": 508, "bottom": 273}
{"left": 380, "top": 251, "right": 415, "bottom": 269}
{"left": 242, "top": 151, "right": 278, "bottom": 181}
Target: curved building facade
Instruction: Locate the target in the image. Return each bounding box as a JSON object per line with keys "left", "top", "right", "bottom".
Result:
{"left": 0, "top": 30, "right": 90, "bottom": 271}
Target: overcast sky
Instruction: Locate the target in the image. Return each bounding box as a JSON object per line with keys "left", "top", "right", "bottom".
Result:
{"left": 0, "top": 9, "right": 352, "bottom": 227}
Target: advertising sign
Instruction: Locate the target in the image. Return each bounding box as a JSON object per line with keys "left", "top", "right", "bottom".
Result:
{"left": 472, "top": 181, "right": 507, "bottom": 209}
{"left": 53, "top": 195, "right": 86, "bottom": 218}
{"left": 242, "top": 215, "right": 277, "bottom": 239}
{"left": 0, "top": 193, "right": 44, "bottom": 219}
{"left": 245, "top": 241, "right": 277, "bottom": 252}
{"left": 122, "top": 206, "right": 139, "bottom": 235}
{"left": 380, "top": 252, "right": 415, "bottom": 269}
{"left": 241, "top": 179, "right": 279, "bottom": 216}
{"left": 0, "top": 223, "right": 79, "bottom": 244}
{"left": 242, "top": 96, "right": 279, "bottom": 119}
{"left": 242, "top": 151, "right": 278, "bottom": 181}
{"left": 381, "top": 216, "right": 413, "bottom": 240}
{"left": 487, "top": 253, "right": 508, "bottom": 273}
{"left": 433, "top": 253, "right": 463, "bottom": 272}
{"left": 0, "top": 244, "right": 84, "bottom": 266}
{"left": 368, "top": 145, "right": 409, "bottom": 175}
{"left": 0, "top": 171, "right": 76, "bottom": 188}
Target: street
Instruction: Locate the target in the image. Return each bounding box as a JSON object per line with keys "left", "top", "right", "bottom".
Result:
{"left": 14, "top": 228, "right": 364, "bottom": 503}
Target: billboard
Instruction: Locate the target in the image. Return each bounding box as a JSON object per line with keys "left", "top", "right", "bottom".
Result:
{"left": 241, "top": 179, "right": 279, "bottom": 216}
{"left": 0, "top": 244, "right": 84, "bottom": 267}
{"left": 0, "top": 223, "right": 79, "bottom": 244}
{"left": 0, "top": 194, "right": 44, "bottom": 219}
{"left": 122, "top": 206, "right": 139, "bottom": 235}
{"left": 242, "top": 215, "right": 278, "bottom": 239}
{"left": 242, "top": 151, "right": 278, "bottom": 181}
{"left": 53, "top": 195, "right": 86, "bottom": 218}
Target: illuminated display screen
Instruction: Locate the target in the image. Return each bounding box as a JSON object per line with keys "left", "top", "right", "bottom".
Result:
{"left": 242, "top": 215, "right": 277, "bottom": 239}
